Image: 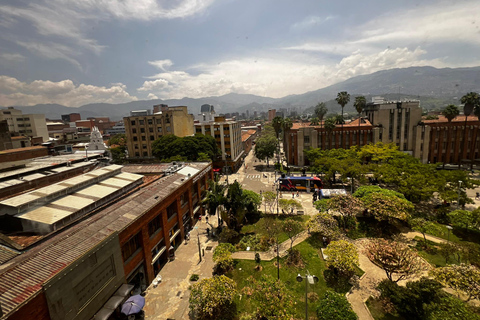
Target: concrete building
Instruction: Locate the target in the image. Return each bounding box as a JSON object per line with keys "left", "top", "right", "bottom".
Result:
{"left": 105, "top": 121, "right": 126, "bottom": 135}
{"left": 124, "top": 105, "right": 194, "bottom": 159}
{"left": 0, "top": 162, "right": 212, "bottom": 320}
{"left": 268, "top": 109, "right": 276, "bottom": 121}
{"left": 195, "top": 104, "right": 216, "bottom": 123}
{"left": 61, "top": 113, "right": 81, "bottom": 123}
{"left": 0, "top": 120, "right": 13, "bottom": 150}
{"left": 0, "top": 107, "right": 49, "bottom": 143}
{"left": 195, "top": 116, "right": 244, "bottom": 172}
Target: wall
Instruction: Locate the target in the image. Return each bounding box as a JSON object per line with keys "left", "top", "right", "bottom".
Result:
{"left": 0, "top": 147, "right": 48, "bottom": 163}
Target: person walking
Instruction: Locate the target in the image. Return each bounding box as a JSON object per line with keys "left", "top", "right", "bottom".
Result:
{"left": 296, "top": 190, "right": 299, "bottom": 197}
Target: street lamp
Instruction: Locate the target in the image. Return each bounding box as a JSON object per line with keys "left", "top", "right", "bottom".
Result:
{"left": 296, "top": 273, "right": 319, "bottom": 320}
{"left": 458, "top": 180, "right": 463, "bottom": 209}
{"left": 85, "top": 144, "right": 89, "bottom": 161}
{"left": 446, "top": 225, "right": 453, "bottom": 242}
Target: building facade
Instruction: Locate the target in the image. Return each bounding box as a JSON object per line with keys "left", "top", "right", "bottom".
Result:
{"left": 0, "top": 107, "right": 49, "bottom": 143}
{"left": 124, "top": 105, "right": 194, "bottom": 159}
{"left": 195, "top": 116, "right": 244, "bottom": 172}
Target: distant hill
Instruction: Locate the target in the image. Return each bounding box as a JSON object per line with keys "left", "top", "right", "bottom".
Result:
{"left": 5, "top": 66, "right": 480, "bottom": 120}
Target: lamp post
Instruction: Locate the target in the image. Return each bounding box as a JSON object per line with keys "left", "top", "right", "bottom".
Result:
{"left": 276, "top": 183, "right": 279, "bottom": 215}
{"left": 85, "top": 144, "right": 89, "bottom": 161}
{"left": 458, "top": 180, "right": 463, "bottom": 209}
{"left": 446, "top": 225, "right": 453, "bottom": 242}
{"left": 296, "top": 273, "right": 319, "bottom": 320}
{"left": 197, "top": 228, "right": 202, "bottom": 262}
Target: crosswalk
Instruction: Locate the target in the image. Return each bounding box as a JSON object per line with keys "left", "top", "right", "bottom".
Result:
{"left": 246, "top": 174, "right": 261, "bottom": 179}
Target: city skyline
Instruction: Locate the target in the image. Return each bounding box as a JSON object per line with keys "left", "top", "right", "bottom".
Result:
{"left": 1, "top": 0, "right": 479, "bottom": 108}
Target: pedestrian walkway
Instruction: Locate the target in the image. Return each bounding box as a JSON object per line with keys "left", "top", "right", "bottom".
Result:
{"left": 143, "top": 220, "right": 218, "bottom": 320}
{"left": 231, "top": 230, "right": 309, "bottom": 261}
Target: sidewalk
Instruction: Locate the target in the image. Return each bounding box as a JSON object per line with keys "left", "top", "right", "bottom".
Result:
{"left": 231, "top": 230, "right": 310, "bottom": 261}
{"left": 143, "top": 220, "right": 218, "bottom": 320}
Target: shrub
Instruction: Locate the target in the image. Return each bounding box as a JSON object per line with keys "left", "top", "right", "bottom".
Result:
{"left": 218, "top": 228, "right": 240, "bottom": 244}
{"left": 316, "top": 291, "right": 357, "bottom": 320}
{"left": 213, "top": 243, "right": 235, "bottom": 274}
{"left": 254, "top": 252, "right": 261, "bottom": 264}
{"left": 190, "top": 274, "right": 199, "bottom": 281}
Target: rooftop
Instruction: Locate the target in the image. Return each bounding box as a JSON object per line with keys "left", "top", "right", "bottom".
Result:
{"left": 0, "top": 162, "right": 211, "bottom": 318}
{"left": 290, "top": 118, "right": 372, "bottom": 130}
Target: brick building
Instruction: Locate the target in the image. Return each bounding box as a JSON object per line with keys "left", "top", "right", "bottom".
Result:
{"left": 0, "top": 162, "right": 212, "bottom": 320}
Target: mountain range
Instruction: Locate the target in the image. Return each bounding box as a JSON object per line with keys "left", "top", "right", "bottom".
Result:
{"left": 7, "top": 66, "right": 480, "bottom": 121}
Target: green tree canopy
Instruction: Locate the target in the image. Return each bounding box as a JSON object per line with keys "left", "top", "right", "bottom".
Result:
{"left": 152, "top": 134, "right": 218, "bottom": 161}
{"left": 307, "top": 213, "right": 341, "bottom": 240}
{"left": 430, "top": 264, "right": 480, "bottom": 301}
{"left": 316, "top": 291, "right": 358, "bottom": 320}
{"left": 442, "top": 104, "right": 460, "bottom": 122}
{"left": 189, "top": 275, "right": 237, "bottom": 320}
{"left": 362, "top": 192, "right": 414, "bottom": 222}
{"left": 254, "top": 134, "right": 277, "bottom": 167}
{"left": 324, "top": 240, "right": 359, "bottom": 275}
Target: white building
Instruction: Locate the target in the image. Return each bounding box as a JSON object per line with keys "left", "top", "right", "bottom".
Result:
{"left": 0, "top": 107, "right": 49, "bottom": 142}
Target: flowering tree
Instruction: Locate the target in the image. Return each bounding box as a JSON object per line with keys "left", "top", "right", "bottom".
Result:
{"left": 362, "top": 192, "right": 414, "bottom": 222}
{"left": 189, "top": 275, "right": 237, "bottom": 320}
{"left": 307, "top": 213, "right": 341, "bottom": 240}
{"left": 365, "top": 238, "right": 427, "bottom": 282}
{"left": 262, "top": 191, "right": 277, "bottom": 214}
{"left": 409, "top": 218, "right": 443, "bottom": 246}
{"left": 283, "top": 218, "right": 304, "bottom": 251}
{"left": 278, "top": 198, "right": 302, "bottom": 214}
{"left": 327, "top": 194, "right": 363, "bottom": 230}
{"left": 212, "top": 243, "right": 235, "bottom": 274}
{"left": 324, "top": 240, "right": 359, "bottom": 275}
{"left": 430, "top": 264, "right": 480, "bottom": 301}
{"left": 242, "top": 275, "right": 295, "bottom": 320}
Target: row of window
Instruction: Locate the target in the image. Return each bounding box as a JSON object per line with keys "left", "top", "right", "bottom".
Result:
{"left": 132, "top": 126, "right": 170, "bottom": 134}
{"left": 133, "top": 135, "right": 156, "bottom": 141}
{"left": 130, "top": 117, "right": 170, "bottom": 126}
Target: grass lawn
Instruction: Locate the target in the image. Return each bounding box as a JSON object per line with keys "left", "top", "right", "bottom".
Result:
{"left": 227, "top": 238, "right": 356, "bottom": 318}
{"left": 240, "top": 215, "right": 310, "bottom": 244}
{"left": 413, "top": 236, "right": 462, "bottom": 267}
{"left": 366, "top": 297, "right": 405, "bottom": 320}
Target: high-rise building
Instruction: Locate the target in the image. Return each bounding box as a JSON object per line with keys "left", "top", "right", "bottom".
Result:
{"left": 195, "top": 116, "right": 244, "bottom": 173}
{"left": 124, "top": 105, "right": 194, "bottom": 159}
{"left": 268, "top": 109, "right": 276, "bottom": 121}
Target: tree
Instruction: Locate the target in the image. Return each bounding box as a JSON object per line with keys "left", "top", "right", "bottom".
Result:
{"left": 459, "top": 92, "right": 479, "bottom": 168}
{"left": 354, "top": 96, "right": 367, "bottom": 146}
{"left": 336, "top": 91, "right": 350, "bottom": 148}
{"left": 353, "top": 185, "right": 405, "bottom": 199}
{"left": 242, "top": 275, "right": 295, "bottom": 320}
{"left": 212, "top": 243, "right": 235, "bottom": 274}
{"left": 430, "top": 264, "right": 480, "bottom": 301}
{"left": 309, "top": 116, "right": 319, "bottom": 126}
{"left": 278, "top": 198, "right": 302, "bottom": 214}
{"left": 448, "top": 210, "right": 474, "bottom": 229}
{"left": 314, "top": 102, "right": 328, "bottom": 129}
{"left": 409, "top": 218, "right": 443, "bottom": 246}
{"left": 324, "top": 117, "right": 336, "bottom": 148}
{"left": 365, "top": 238, "right": 427, "bottom": 282}
{"left": 243, "top": 189, "right": 262, "bottom": 222}
{"left": 254, "top": 134, "right": 277, "bottom": 167}
{"left": 258, "top": 217, "right": 283, "bottom": 279}
{"left": 307, "top": 213, "right": 341, "bottom": 240}
{"left": 316, "top": 291, "right": 358, "bottom": 320}
{"left": 262, "top": 191, "right": 277, "bottom": 214}
{"left": 324, "top": 240, "right": 359, "bottom": 275}
{"left": 108, "top": 133, "right": 127, "bottom": 163}
{"left": 442, "top": 104, "right": 460, "bottom": 122}
{"left": 221, "top": 181, "right": 247, "bottom": 231}
{"left": 189, "top": 275, "right": 237, "bottom": 320}
{"left": 108, "top": 133, "right": 126, "bottom": 146}
{"left": 361, "top": 192, "right": 414, "bottom": 222}
{"left": 282, "top": 117, "right": 293, "bottom": 132}
{"left": 283, "top": 218, "right": 303, "bottom": 251}
{"left": 271, "top": 116, "right": 283, "bottom": 139}
{"left": 202, "top": 178, "right": 226, "bottom": 223}
{"left": 152, "top": 134, "right": 218, "bottom": 161}
{"left": 327, "top": 194, "right": 363, "bottom": 229}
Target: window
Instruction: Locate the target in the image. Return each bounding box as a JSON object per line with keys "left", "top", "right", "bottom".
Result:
{"left": 132, "top": 128, "right": 137, "bottom": 133}
{"left": 167, "top": 202, "right": 177, "bottom": 220}
{"left": 142, "top": 136, "right": 146, "bottom": 141}
{"left": 133, "top": 136, "right": 138, "bottom": 141}
{"left": 148, "top": 119, "right": 153, "bottom": 125}
{"left": 150, "top": 135, "right": 154, "bottom": 140}
{"left": 180, "top": 191, "right": 189, "bottom": 207}
{"left": 148, "top": 215, "right": 162, "bottom": 237}
{"left": 142, "top": 144, "right": 147, "bottom": 149}
{"left": 135, "top": 152, "right": 140, "bottom": 157}
{"left": 131, "top": 120, "right": 136, "bottom": 125}
{"left": 134, "top": 144, "right": 138, "bottom": 149}
{"left": 16, "top": 118, "right": 23, "bottom": 121}
{"left": 196, "top": 128, "right": 202, "bottom": 133}
{"left": 140, "top": 128, "right": 145, "bottom": 133}
{"left": 122, "top": 233, "right": 141, "bottom": 261}
{"left": 166, "top": 126, "right": 171, "bottom": 132}
{"left": 165, "top": 115, "right": 170, "bottom": 123}
{"left": 157, "top": 127, "right": 163, "bottom": 132}
{"left": 139, "top": 120, "right": 145, "bottom": 125}
{"left": 304, "top": 135, "right": 310, "bottom": 144}
{"left": 149, "top": 127, "right": 153, "bottom": 133}
{"left": 143, "top": 151, "right": 148, "bottom": 156}
{"left": 24, "top": 117, "right": 29, "bottom": 121}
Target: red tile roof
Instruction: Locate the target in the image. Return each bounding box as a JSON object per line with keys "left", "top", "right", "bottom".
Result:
{"left": 423, "top": 115, "right": 479, "bottom": 124}
{"left": 290, "top": 118, "right": 372, "bottom": 130}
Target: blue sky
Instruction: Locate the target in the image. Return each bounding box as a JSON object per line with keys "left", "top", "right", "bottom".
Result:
{"left": 0, "top": 0, "right": 479, "bottom": 107}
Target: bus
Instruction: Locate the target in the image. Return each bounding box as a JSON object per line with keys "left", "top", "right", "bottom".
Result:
{"left": 277, "top": 176, "right": 323, "bottom": 192}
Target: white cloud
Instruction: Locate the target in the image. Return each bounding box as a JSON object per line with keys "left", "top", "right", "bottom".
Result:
{"left": 148, "top": 59, "right": 174, "bottom": 71}
{"left": 0, "top": 53, "right": 25, "bottom": 62}
{"left": 147, "top": 93, "right": 159, "bottom": 100}
{"left": 290, "top": 15, "right": 335, "bottom": 31}
{"left": 15, "top": 40, "right": 82, "bottom": 69}
{"left": 0, "top": 76, "right": 137, "bottom": 107}
{"left": 139, "top": 47, "right": 446, "bottom": 99}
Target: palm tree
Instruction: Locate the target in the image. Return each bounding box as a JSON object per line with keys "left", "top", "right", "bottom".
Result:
{"left": 310, "top": 117, "right": 319, "bottom": 126}
{"left": 272, "top": 116, "right": 284, "bottom": 140}
{"left": 202, "top": 178, "right": 226, "bottom": 227}
{"left": 442, "top": 104, "right": 460, "bottom": 167}
{"left": 460, "top": 92, "right": 480, "bottom": 168}
{"left": 282, "top": 117, "right": 293, "bottom": 164}
{"left": 324, "top": 117, "right": 337, "bottom": 149}
{"left": 336, "top": 92, "right": 350, "bottom": 148}
{"left": 314, "top": 102, "right": 328, "bottom": 129}
{"left": 354, "top": 96, "right": 367, "bottom": 146}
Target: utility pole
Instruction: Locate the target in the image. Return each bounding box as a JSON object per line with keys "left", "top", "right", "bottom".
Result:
{"left": 197, "top": 229, "right": 202, "bottom": 262}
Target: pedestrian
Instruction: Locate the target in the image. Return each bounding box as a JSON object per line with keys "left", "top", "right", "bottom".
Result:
{"left": 206, "top": 215, "right": 209, "bottom": 223}
{"left": 476, "top": 192, "right": 479, "bottom": 200}
{"left": 292, "top": 192, "right": 295, "bottom": 198}
{"left": 296, "top": 190, "right": 299, "bottom": 197}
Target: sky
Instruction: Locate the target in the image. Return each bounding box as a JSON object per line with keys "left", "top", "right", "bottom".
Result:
{"left": 0, "top": 0, "right": 479, "bottom": 107}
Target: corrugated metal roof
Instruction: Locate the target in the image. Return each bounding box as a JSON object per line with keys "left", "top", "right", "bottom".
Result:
{"left": 0, "top": 163, "right": 211, "bottom": 318}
